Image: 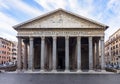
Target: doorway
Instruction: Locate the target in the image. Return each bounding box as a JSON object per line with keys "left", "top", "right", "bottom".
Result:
{"left": 81, "top": 37, "right": 89, "bottom": 70}
{"left": 57, "top": 37, "right": 65, "bottom": 71}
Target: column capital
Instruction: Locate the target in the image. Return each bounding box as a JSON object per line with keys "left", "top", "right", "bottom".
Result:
{"left": 89, "top": 36, "right": 92, "bottom": 40}
{"left": 77, "top": 36, "right": 81, "bottom": 40}
{"left": 23, "top": 39, "right": 28, "bottom": 44}
{"left": 96, "top": 38, "right": 99, "bottom": 43}
{"left": 30, "top": 37, "right": 34, "bottom": 41}
{"left": 17, "top": 37, "right": 22, "bottom": 41}
{"left": 41, "top": 36, "right": 45, "bottom": 40}
{"left": 52, "top": 36, "right": 57, "bottom": 40}
{"left": 17, "top": 36, "right": 22, "bottom": 39}
{"left": 101, "top": 36, "right": 104, "bottom": 41}
{"left": 65, "top": 36, "right": 69, "bottom": 40}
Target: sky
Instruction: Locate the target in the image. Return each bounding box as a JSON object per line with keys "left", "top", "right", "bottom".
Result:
{"left": 0, "top": 0, "right": 120, "bottom": 41}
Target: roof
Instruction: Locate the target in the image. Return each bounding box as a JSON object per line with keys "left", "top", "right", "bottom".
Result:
{"left": 109, "top": 28, "right": 120, "bottom": 38}
{"left": 0, "top": 37, "right": 13, "bottom": 44}
{"left": 13, "top": 8, "right": 109, "bottom": 29}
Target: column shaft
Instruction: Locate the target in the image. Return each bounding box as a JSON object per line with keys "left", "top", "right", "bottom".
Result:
{"left": 93, "top": 43, "right": 96, "bottom": 69}
{"left": 41, "top": 37, "right": 45, "bottom": 71}
{"left": 101, "top": 37, "right": 105, "bottom": 70}
{"left": 23, "top": 40, "right": 28, "bottom": 70}
{"left": 49, "top": 45, "right": 52, "bottom": 70}
{"left": 17, "top": 37, "right": 22, "bottom": 71}
{"left": 89, "top": 37, "right": 93, "bottom": 70}
{"left": 65, "top": 36, "right": 69, "bottom": 71}
{"left": 52, "top": 36, "right": 57, "bottom": 71}
{"left": 109, "top": 43, "right": 112, "bottom": 62}
{"left": 77, "top": 36, "right": 81, "bottom": 70}
{"left": 28, "top": 37, "right": 34, "bottom": 70}
{"left": 96, "top": 40, "right": 99, "bottom": 67}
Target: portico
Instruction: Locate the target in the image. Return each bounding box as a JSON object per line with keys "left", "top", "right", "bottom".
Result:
{"left": 13, "top": 9, "right": 108, "bottom": 72}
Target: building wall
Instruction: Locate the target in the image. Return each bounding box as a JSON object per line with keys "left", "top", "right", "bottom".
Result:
{"left": 12, "top": 41, "right": 17, "bottom": 64}
{"left": 0, "top": 37, "right": 12, "bottom": 64}
{"left": 105, "top": 28, "right": 120, "bottom": 65}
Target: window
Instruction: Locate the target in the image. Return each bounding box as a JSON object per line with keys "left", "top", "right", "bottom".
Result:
{"left": 116, "top": 45, "right": 118, "bottom": 48}
{"left": 116, "top": 50, "right": 118, "bottom": 55}
{"left": 0, "top": 51, "right": 2, "bottom": 54}
{"left": 113, "top": 46, "right": 115, "bottom": 49}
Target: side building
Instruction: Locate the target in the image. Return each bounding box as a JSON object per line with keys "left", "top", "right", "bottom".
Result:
{"left": 11, "top": 41, "right": 24, "bottom": 65}
{"left": 0, "top": 37, "right": 13, "bottom": 64}
{"left": 0, "top": 37, "right": 25, "bottom": 66}
{"left": 11, "top": 41, "right": 17, "bottom": 64}
{"left": 105, "top": 28, "right": 120, "bottom": 65}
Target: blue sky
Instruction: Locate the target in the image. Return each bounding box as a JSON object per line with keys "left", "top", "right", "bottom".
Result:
{"left": 0, "top": 0, "right": 120, "bottom": 41}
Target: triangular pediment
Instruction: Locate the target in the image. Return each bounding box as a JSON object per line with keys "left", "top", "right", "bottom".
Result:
{"left": 13, "top": 9, "right": 108, "bottom": 29}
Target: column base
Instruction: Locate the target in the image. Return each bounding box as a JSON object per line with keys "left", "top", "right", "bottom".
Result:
{"left": 17, "top": 69, "right": 22, "bottom": 73}
{"left": 77, "top": 70, "right": 82, "bottom": 73}
{"left": 26, "top": 69, "right": 33, "bottom": 73}
{"left": 22, "top": 69, "right": 27, "bottom": 72}
{"left": 51, "top": 70, "right": 57, "bottom": 73}
{"left": 88, "top": 70, "right": 94, "bottom": 73}
{"left": 65, "top": 70, "right": 70, "bottom": 73}
{"left": 40, "top": 70, "right": 45, "bottom": 73}
{"left": 117, "top": 70, "right": 120, "bottom": 73}
{"left": 101, "top": 70, "right": 106, "bottom": 72}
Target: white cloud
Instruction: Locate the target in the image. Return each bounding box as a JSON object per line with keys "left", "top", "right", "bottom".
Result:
{"left": 104, "top": 0, "right": 120, "bottom": 41}
{"left": 0, "top": 12, "right": 17, "bottom": 25}
{"left": 0, "top": 0, "right": 44, "bottom": 41}
{"left": 34, "top": 0, "right": 67, "bottom": 11}
{"left": 67, "top": 0, "right": 78, "bottom": 9}
{"left": 107, "top": 0, "right": 120, "bottom": 15}
{"left": 34, "top": 0, "right": 95, "bottom": 19}
{"left": 1, "top": 0, "right": 43, "bottom": 17}
{"left": 0, "top": 2, "right": 10, "bottom": 10}
{"left": 67, "top": 0, "right": 94, "bottom": 19}
{"left": 0, "top": 12, "right": 18, "bottom": 41}
{"left": 0, "top": 32, "right": 17, "bottom": 41}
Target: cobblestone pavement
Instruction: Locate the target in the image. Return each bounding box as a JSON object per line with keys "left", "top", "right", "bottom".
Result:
{"left": 0, "top": 73, "right": 120, "bottom": 84}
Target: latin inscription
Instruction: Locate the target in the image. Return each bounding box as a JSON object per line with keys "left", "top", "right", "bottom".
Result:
{"left": 18, "top": 29, "right": 104, "bottom": 37}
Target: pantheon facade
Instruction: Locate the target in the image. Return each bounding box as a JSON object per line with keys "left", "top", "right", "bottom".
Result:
{"left": 13, "top": 9, "right": 108, "bottom": 72}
